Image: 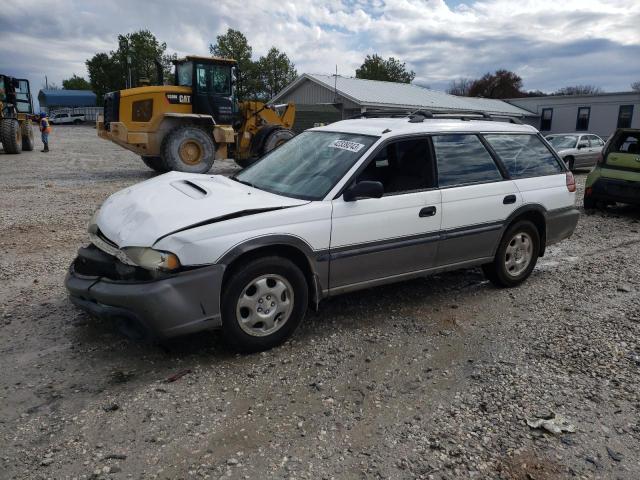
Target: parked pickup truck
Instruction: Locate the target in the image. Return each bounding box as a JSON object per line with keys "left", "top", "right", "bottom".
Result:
{"left": 49, "top": 112, "right": 85, "bottom": 125}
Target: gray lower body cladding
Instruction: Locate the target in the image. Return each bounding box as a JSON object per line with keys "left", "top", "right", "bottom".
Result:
{"left": 65, "top": 263, "right": 224, "bottom": 339}
{"left": 545, "top": 207, "right": 580, "bottom": 246}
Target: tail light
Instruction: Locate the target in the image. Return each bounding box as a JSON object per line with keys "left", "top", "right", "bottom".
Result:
{"left": 596, "top": 151, "right": 605, "bottom": 165}
{"left": 585, "top": 186, "right": 593, "bottom": 196}
{"left": 566, "top": 171, "right": 576, "bottom": 192}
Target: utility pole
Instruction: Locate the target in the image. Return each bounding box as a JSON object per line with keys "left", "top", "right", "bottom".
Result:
{"left": 45, "top": 75, "right": 48, "bottom": 89}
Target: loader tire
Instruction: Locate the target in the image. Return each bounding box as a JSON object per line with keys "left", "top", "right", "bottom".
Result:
{"left": 141, "top": 155, "right": 169, "bottom": 173}
{"left": 21, "top": 122, "right": 35, "bottom": 151}
{"left": 161, "top": 125, "right": 215, "bottom": 174}
{"left": 1, "top": 118, "right": 22, "bottom": 154}
{"left": 235, "top": 157, "right": 258, "bottom": 169}
{"left": 263, "top": 128, "right": 294, "bottom": 155}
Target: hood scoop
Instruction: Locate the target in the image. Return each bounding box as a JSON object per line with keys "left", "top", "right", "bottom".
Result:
{"left": 171, "top": 179, "right": 209, "bottom": 199}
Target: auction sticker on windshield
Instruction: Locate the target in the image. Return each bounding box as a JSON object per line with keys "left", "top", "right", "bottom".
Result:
{"left": 329, "top": 139, "right": 366, "bottom": 153}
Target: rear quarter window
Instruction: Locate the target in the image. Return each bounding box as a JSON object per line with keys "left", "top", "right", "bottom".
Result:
{"left": 483, "top": 134, "right": 563, "bottom": 178}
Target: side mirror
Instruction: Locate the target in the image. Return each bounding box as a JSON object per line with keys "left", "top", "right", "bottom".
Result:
{"left": 343, "top": 181, "right": 384, "bottom": 202}
{"left": 577, "top": 142, "right": 588, "bottom": 149}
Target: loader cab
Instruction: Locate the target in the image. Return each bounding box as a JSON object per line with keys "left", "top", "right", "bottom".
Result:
{"left": 174, "top": 56, "right": 237, "bottom": 125}
{"left": 0, "top": 75, "right": 33, "bottom": 117}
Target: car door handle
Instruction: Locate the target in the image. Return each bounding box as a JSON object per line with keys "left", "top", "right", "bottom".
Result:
{"left": 503, "top": 194, "right": 517, "bottom": 205}
{"left": 419, "top": 206, "right": 437, "bottom": 217}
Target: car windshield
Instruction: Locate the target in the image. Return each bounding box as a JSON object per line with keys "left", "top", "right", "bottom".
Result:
{"left": 233, "top": 131, "right": 378, "bottom": 200}
{"left": 547, "top": 135, "right": 578, "bottom": 149}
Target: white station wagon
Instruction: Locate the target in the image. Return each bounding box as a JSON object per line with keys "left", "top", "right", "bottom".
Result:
{"left": 66, "top": 113, "right": 579, "bottom": 351}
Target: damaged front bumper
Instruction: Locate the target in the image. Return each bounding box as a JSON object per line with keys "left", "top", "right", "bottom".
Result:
{"left": 65, "top": 245, "right": 224, "bottom": 340}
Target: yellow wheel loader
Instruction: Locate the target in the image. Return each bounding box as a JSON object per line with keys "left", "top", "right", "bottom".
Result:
{"left": 0, "top": 75, "right": 35, "bottom": 154}
{"left": 97, "top": 56, "right": 295, "bottom": 173}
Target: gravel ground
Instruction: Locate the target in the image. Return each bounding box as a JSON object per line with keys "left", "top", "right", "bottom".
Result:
{"left": 1, "top": 125, "right": 639, "bottom": 480}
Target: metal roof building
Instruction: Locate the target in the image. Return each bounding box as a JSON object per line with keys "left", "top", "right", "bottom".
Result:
{"left": 271, "top": 74, "right": 534, "bottom": 121}
{"left": 38, "top": 89, "right": 97, "bottom": 109}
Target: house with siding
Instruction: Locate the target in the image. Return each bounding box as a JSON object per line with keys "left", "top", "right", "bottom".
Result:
{"left": 506, "top": 92, "right": 640, "bottom": 139}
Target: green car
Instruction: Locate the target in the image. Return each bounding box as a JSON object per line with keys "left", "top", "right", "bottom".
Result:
{"left": 584, "top": 129, "right": 640, "bottom": 209}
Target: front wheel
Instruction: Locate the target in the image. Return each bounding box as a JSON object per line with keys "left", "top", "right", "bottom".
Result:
{"left": 161, "top": 125, "right": 215, "bottom": 173}
{"left": 1, "top": 118, "right": 22, "bottom": 154}
{"left": 221, "top": 256, "right": 308, "bottom": 352}
{"left": 482, "top": 220, "right": 540, "bottom": 288}
{"left": 141, "top": 155, "right": 169, "bottom": 172}
{"left": 263, "top": 128, "right": 295, "bottom": 155}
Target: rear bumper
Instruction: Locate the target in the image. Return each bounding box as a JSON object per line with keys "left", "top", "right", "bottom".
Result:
{"left": 546, "top": 207, "right": 580, "bottom": 246}
{"left": 588, "top": 178, "right": 640, "bottom": 206}
{"left": 65, "top": 263, "right": 225, "bottom": 339}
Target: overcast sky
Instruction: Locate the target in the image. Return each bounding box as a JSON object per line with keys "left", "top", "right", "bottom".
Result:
{"left": 1, "top": 0, "right": 639, "bottom": 101}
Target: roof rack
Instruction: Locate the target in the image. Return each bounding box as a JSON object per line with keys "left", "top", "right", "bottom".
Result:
{"left": 349, "top": 108, "right": 522, "bottom": 124}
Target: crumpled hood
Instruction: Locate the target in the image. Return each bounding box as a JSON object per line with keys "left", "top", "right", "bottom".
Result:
{"left": 94, "top": 172, "right": 307, "bottom": 247}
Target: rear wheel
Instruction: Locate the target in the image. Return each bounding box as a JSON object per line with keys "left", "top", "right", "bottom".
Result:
{"left": 161, "top": 125, "right": 215, "bottom": 173}
{"left": 482, "top": 220, "right": 540, "bottom": 288}
{"left": 583, "top": 194, "right": 597, "bottom": 210}
{"left": 1, "top": 118, "right": 22, "bottom": 154}
{"left": 21, "top": 122, "right": 34, "bottom": 151}
{"left": 73, "top": 119, "right": 82, "bottom": 125}
{"left": 222, "top": 256, "right": 308, "bottom": 352}
{"left": 141, "top": 155, "right": 168, "bottom": 172}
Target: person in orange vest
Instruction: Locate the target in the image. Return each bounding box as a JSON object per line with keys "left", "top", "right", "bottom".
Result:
{"left": 39, "top": 112, "right": 51, "bottom": 152}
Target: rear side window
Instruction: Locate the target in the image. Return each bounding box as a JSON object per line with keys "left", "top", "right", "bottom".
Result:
{"left": 613, "top": 133, "right": 640, "bottom": 153}
{"left": 432, "top": 134, "right": 502, "bottom": 187}
{"left": 483, "top": 134, "right": 562, "bottom": 178}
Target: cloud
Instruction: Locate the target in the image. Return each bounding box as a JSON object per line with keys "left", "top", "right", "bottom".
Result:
{"left": 0, "top": 0, "right": 638, "bottom": 103}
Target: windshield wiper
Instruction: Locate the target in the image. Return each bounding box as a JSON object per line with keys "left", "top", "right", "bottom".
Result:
{"left": 230, "top": 176, "right": 255, "bottom": 188}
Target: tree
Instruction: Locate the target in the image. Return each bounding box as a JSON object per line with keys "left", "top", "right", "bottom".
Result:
{"left": 42, "top": 82, "right": 61, "bottom": 90}
{"left": 523, "top": 90, "right": 548, "bottom": 97}
{"left": 86, "top": 52, "right": 121, "bottom": 105}
{"left": 553, "top": 85, "right": 603, "bottom": 95}
{"left": 113, "top": 30, "right": 172, "bottom": 86}
{"left": 467, "top": 69, "right": 524, "bottom": 98}
{"left": 62, "top": 74, "right": 92, "bottom": 90}
{"left": 86, "top": 30, "right": 171, "bottom": 105}
{"left": 447, "top": 78, "right": 473, "bottom": 96}
{"left": 630, "top": 81, "right": 640, "bottom": 92}
{"left": 210, "top": 28, "right": 255, "bottom": 100}
{"left": 355, "top": 54, "right": 415, "bottom": 83}
{"left": 256, "top": 47, "right": 297, "bottom": 100}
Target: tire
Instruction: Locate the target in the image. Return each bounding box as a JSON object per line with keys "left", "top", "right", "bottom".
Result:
{"left": 263, "top": 128, "right": 294, "bottom": 155}
{"left": 564, "top": 156, "right": 574, "bottom": 171}
{"left": 21, "top": 122, "right": 34, "bottom": 151}
{"left": 482, "top": 220, "right": 540, "bottom": 288}
{"left": 235, "top": 156, "right": 258, "bottom": 169}
{"left": 73, "top": 119, "right": 82, "bottom": 125}
{"left": 161, "top": 125, "right": 215, "bottom": 173}
{"left": 141, "top": 155, "right": 169, "bottom": 172}
{"left": 583, "top": 195, "right": 597, "bottom": 210}
{"left": 221, "top": 256, "right": 308, "bottom": 353}
{"left": 1, "top": 118, "right": 22, "bottom": 154}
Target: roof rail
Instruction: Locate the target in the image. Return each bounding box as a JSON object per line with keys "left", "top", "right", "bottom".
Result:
{"left": 350, "top": 108, "right": 523, "bottom": 124}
